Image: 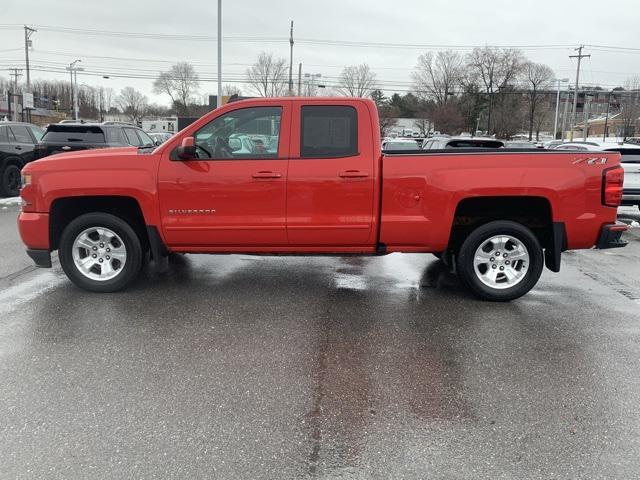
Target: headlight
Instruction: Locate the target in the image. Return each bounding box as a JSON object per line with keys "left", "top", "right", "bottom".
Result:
{"left": 21, "top": 174, "right": 32, "bottom": 187}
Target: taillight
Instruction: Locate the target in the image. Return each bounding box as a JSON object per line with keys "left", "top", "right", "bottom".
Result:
{"left": 602, "top": 167, "right": 624, "bottom": 207}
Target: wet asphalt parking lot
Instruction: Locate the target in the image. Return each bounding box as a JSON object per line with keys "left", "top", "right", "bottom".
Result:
{"left": 1, "top": 202, "right": 640, "bottom": 479}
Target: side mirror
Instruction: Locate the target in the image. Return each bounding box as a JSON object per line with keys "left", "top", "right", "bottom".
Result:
{"left": 176, "top": 136, "right": 196, "bottom": 160}
{"left": 154, "top": 138, "right": 162, "bottom": 146}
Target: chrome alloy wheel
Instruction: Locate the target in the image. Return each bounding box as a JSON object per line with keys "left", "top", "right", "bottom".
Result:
{"left": 473, "top": 235, "right": 529, "bottom": 289}
{"left": 71, "top": 227, "right": 127, "bottom": 281}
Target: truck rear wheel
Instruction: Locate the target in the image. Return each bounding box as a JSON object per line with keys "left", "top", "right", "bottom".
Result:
{"left": 59, "top": 213, "right": 144, "bottom": 292}
{"left": 456, "top": 220, "right": 543, "bottom": 301}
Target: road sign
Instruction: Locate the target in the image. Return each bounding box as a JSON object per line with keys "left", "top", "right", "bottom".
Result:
{"left": 22, "top": 92, "right": 34, "bottom": 109}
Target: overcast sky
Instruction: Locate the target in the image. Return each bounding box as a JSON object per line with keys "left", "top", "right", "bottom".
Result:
{"left": 1, "top": 0, "right": 639, "bottom": 106}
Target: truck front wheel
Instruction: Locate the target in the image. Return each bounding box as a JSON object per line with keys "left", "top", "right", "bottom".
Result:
{"left": 59, "top": 213, "right": 144, "bottom": 292}
{"left": 456, "top": 220, "right": 543, "bottom": 301}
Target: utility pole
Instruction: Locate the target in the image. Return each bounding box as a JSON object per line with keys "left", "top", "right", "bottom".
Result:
{"left": 561, "top": 89, "right": 571, "bottom": 139}
{"left": 297, "top": 62, "right": 302, "bottom": 96}
{"left": 24, "top": 25, "right": 37, "bottom": 90}
{"left": 216, "top": 0, "right": 222, "bottom": 108}
{"left": 568, "top": 45, "right": 590, "bottom": 140}
{"left": 66, "top": 60, "right": 83, "bottom": 120}
{"left": 288, "top": 21, "right": 294, "bottom": 96}
{"left": 582, "top": 94, "right": 592, "bottom": 141}
{"left": 10, "top": 68, "right": 22, "bottom": 121}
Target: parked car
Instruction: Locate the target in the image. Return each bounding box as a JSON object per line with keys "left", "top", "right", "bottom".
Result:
{"left": 543, "top": 140, "right": 564, "bottom": 149}
{"left": 382, "top": 139, "right": 421, "bottom": 151}
{"left": 18, "top": 98, "right": 628, "bottom": 301}
{"left": 35, "top": 123, "right": 156, "bottom": 159}
{"left": 503, "top": 141, "right": 538, "bottom": 149}
{"left": 147, "top": 132, "right": 173, "bottom": 145}
{"left": 0, "top": 122, "right": 45, "bottom": 196}
{"left": 554, "top": 141, "right": 640, "bottom": 207}
{"left": 422, "top": 136, "right": 505, "bottom": 149}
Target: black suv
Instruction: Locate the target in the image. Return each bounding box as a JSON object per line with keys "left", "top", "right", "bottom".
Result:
{"left": 35, "top": 122, "right": 156, "bottom": 160}
{"left": 0, "top": 122, "right": 45, "bottom": 196}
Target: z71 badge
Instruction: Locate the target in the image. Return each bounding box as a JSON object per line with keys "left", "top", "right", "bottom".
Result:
{"left": 572, "top": 157, "right": 608, "bottom": 165}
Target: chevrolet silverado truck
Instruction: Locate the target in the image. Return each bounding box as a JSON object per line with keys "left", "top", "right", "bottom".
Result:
{"left": 18, "top": 98, "right": 628, "bottom": 301}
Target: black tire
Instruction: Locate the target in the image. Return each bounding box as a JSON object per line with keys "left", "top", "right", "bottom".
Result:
{"left": 456, "top": 220, "right": 544, "bottom": 301}
{"left": 59, "top": 213, "right": 144, "bottom": 292}
{"left": 1, "top": 164, "right": 21, "bottom": 197}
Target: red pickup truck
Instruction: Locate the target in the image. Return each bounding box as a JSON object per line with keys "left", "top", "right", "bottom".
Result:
{"left": 18, "top": 97, "right": 627, "bottom": 301}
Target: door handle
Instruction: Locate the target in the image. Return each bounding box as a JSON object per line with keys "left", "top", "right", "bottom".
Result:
{"left": 15, "top": 146, "right": 22, "bottom": 151}
{"left": 339, "top": 170, "right": 368, "bottom": 178}
{"left": 252, "top": 171, "right": 281, "bottom": 179}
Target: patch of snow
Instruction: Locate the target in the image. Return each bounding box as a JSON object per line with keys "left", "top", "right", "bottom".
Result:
{"left": 0, "top": 196, "right": 21, "bottom": 206}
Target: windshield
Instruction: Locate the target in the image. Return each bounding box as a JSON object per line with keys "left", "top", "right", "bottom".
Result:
{"left": 42, "top": 126, "right": 105, "bottom": 143}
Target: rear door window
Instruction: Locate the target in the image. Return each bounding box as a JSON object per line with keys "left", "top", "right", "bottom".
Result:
{"left": 9, "top": 125, "right": 34, "bottom": 144}
{"left": 123, "top": 128, "right": 143, "bottom": 146}
{"left": 137, "top": 129, "right": 155, "bottom": 147}
{"left": 105, "top": 127, "right": 128, "bottom": 145}
{"left": 0, "top": 126, "right": 9, "bottom": 143}
{"left": 300, "top": 105, "right": 357, "bottom": 158}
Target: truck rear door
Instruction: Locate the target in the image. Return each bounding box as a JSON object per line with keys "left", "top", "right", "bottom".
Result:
{"left": 286, "top": 100, "right": 376, "bottom": 246}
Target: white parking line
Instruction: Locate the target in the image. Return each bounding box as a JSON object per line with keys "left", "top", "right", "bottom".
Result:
{"left": 0, "top": 270, "right": 64, "bottom": 315}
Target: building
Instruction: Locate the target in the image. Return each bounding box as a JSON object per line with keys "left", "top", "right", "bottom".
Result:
{"left": 572, "top": 112, "right": 639, "bottom": 138}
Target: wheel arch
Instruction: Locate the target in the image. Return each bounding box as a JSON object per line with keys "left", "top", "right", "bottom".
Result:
{"left": 49, "top": 196, "right": 149, "bottom": 252}
{"left": 447, "top": 195, "right": 564, "bottom": 272}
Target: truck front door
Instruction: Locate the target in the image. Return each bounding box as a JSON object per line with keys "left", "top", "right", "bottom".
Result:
{"left": 286, "top": 102, "right": 376, "bottom": 246}
{"left": 158, "top": 104, "right": 290, "bottom": 247}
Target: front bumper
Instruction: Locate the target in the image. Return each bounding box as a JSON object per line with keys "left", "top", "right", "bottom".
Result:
{"left": 18, "top": 211, "right": 52, "bottom": 267}
{"left": 596, "top": 222, "right": 629, "bottom": 249}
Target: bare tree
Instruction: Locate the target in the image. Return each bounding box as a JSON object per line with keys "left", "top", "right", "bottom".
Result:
{"left": 116, "top": 87, "right": 148, "bottom": 123}
{"left": 533, "top": 97, "right": 553, "bottom": 141}
{"left": 466, "top": 47, "right": 524, "bottom": 134}
{"left": 153, "top": 62, "right": 200, "bottom": 115}
{"left": 523, "top": 61, "right": 554, "bottom": 140}
{"left": 620, "top": 77, "right": 640, "bottom": 139}
{"left": 246, "top": 52, "right": 288, "bottom": 97}
{"left": 412, "top": 50, "right": 464, "bottom": 105}
{"left": 223, "top": 84, "right": 242, "bottom": 97}
{"left": 336, "top": 63, "right": 377, "bottom": 97}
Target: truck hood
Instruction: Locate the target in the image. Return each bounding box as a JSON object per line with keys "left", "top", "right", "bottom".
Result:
{"left": 34, "top": 146, "right": 139, "bottom": 163}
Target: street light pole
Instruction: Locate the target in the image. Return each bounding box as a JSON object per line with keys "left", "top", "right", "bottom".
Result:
{"left": 216, "top": 0, "right": 222, "bottom": 108}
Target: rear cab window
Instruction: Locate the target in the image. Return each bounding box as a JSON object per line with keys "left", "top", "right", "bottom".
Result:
{"left": 300, "top": 105, "right": 358, "bottom": 158}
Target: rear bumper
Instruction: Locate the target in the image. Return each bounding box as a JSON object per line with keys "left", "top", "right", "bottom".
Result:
{"left": 26, "top": 249, "right": 52, "bottom": 268}
{"left": 596, "top": 222, "right": 629, "bottom": 249}
{"left": 622, "top": 188, "right": 640, "bottom": 205}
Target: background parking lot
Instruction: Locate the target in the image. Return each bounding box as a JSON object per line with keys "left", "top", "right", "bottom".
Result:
{"left": 1, "top": 202, "right": 640, "bottom": 479}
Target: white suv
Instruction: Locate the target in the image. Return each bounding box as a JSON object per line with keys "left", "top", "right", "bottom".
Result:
{"left": 554, "top": 141, "right": 640, "bottom": 207}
